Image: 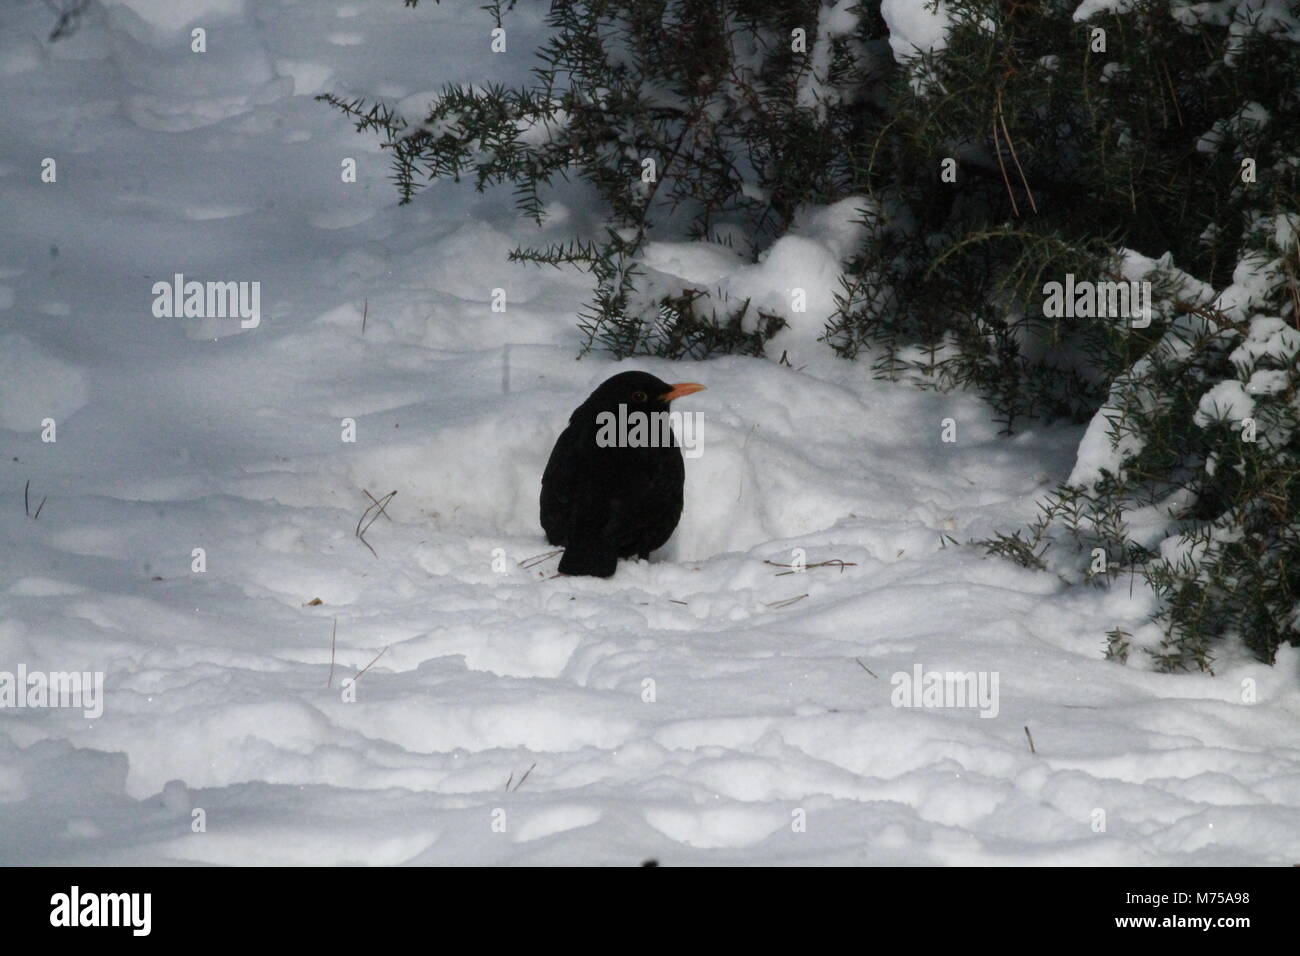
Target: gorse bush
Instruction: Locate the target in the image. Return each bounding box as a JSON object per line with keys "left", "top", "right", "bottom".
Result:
{"left": 320, "top": 0, "right": 884, "bottom": 357}
{"left": 946, "top": 0, "right": 1297, "bottom": 673}
{"left": 323, "top": 0, "right": 1300, "bottom": 673}
{"left": 830, "top": 0, "right": 1295, "bottom": 432}
{"left": 1052, "top": 228, "right": 1300, "bottom": 673}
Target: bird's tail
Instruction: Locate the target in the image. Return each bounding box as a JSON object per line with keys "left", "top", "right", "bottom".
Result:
{"left": 557, "top": 540, "right": 618, "bottom": 578}
{"left": 557, "top": 502, "right": 619, "bottom": 577}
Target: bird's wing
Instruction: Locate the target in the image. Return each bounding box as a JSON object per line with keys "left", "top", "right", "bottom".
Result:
{"left": 540, "top": 419, "right": 583, "bottom": 545}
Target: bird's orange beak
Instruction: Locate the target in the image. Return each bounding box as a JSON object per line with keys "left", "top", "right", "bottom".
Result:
{"left": 659, "top": 382, "right": 707, "bottom": 402}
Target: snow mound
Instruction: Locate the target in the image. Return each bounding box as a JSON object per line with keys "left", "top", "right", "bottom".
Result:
{"left": 881, "top": 0, "right": 953, "bottom": 62}
{"left": 101, "top": 0, "right": 247, "bottom": 42}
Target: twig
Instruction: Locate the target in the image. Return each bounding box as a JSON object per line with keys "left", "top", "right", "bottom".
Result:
{"left": 519, "top": 548, "right": 563, "bottom": 569}
{"left": 357, "top": 489, "right": 396, "bottom": 534}
{"left": 997, "top": 90, "right": 1037, "bottom": 214}
{"left": 1159, "top": 59, "right": 1183, "bottom": 128}
{"left": 361, "top": 298, "right": 368, "bottom": 334}
{"left": 511, "top": 762, "right": 537, "bottom": 792}
{"left": 856, "top": 658, "right": 878, "bottom": 679}
{"left": 363, "top": 488, "right": 394, "bottom": 520}
{"left": 45, "top": 0, "right": 91, "bottom": 42}
{"left": 355, "top": 489, "right": 397, "bottom": 558}
{"left": 763, "top": 558, "right": 857, "bottom": 576}
{"left": 327, "top": 618, "right": 337, "bottom": 688}
{"left": 357, "top": 532, "right": 378, "bottom": 559}
{"left": 24, "top": 480, "right": 47, "bottom": 519}
{"left": 766, "top": 593, "right": 808, "bottom": 610}
{"left": 353, "top": 646, "right": 387, "bottom": 682}
{"left": 992, "top": 110, "right": 1020, "bottom": 218}
{"left": 1024, "top": 725, "right": 1036, "bottom": 754}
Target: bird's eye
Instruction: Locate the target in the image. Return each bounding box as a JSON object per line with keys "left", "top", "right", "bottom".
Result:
{"left": 632, "top": 390, "right": 647, "bottom": 403}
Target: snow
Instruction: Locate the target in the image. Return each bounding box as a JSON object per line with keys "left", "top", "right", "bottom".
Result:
{"left": 1246, "top": 369, "right": 1289, "bottom": 397}
{"left": 880, "top": 0, "right": 953, "bottom": 63}
{"left": 101, "top": 0, "right": 248, "bottom": 43}
{"left": 1194, "top": 380, "right": 1255, "bottom": 427}
{"left": 1067, "top": 247, "right": 1242, "bottom": 489}
{"left": 2, "top": 0, "right": 1300, "bottom": 866}
{"left": 0, "top": 333, "right": 90, "bottom": 432}
{"left": 1230, "top": 316, "right": 1300, "bottom": 366}
{"left": 1073, "top": 0, "right": 1137, "bottom": 20}
{"left": 641, "top": 197, "right": 871, "bottom": 353}
{"left": 796, "top": 0, "right": 862, "bottom": 116}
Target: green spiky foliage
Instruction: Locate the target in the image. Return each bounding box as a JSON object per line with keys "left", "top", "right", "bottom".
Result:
{"left": 320, "top": 0, "right": 886, "bottom": 357}
{"left": 959, "top": 0, "right": 1299, "bottom": 672}
{"left": 827, "top": 0, "right": 1295, "bottom": 433}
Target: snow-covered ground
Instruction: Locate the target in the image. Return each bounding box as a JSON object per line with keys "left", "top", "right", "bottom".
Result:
{"left": 1, "top": 0, "right": 1298, "bottom": 865}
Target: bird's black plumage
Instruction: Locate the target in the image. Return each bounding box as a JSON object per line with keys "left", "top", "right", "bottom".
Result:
{"left": 540, "top": 371, "right": 705, "bottom": 577}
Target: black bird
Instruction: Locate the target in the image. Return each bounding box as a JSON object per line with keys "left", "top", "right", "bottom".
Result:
{"left": 540, "top": 370, "right": 706, "bottom": 577}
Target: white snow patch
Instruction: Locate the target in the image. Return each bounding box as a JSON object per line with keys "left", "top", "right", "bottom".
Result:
{"left": 1194, "top": 380, "right": 1254, "bottom": 427}
{"left": 0, "top": 334, "right": 90, "bottom": 431}
{"left": 881, "top": 0, "right": 953, "bottom": 62}
{"left": 101, "top": 0, "right": 246, "bottom": 38}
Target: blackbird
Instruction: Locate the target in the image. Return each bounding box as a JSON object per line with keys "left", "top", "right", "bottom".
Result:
{"left": 540, "top": 370, "right": 706, "bottom": 577}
